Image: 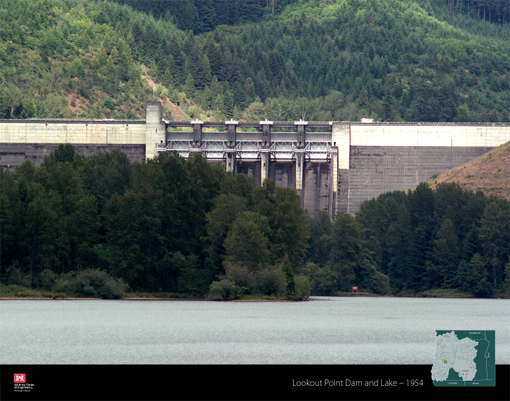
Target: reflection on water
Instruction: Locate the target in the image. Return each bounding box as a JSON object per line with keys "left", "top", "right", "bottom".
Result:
{"left": 1, "top": 297, "right": 508, "bottom": 364}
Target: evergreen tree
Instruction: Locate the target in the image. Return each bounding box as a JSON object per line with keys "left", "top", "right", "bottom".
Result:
{"left": 328, "top": 213, "right": 362, "bottom": 291}
{"left": 205, "top": 35, "right": 223, "bottom": 80}
{"left": 167, "top": 36, "right": 186, "bottom": 84}
{"left": 186, "top": 45, "right": 209, "bottom": 90}
{"left": 223, "top": 90, "right": 234, "bottom": 118}
{"left": 478, "top": 200, "right": 509, "bottom": 288}
{"left": 432, "top": 219, "right": 460, "bottom": 288}
{"left": 280, "top": 254, "right": 297, "bottom": 299}
{"left": 467, "top": 253, "right": 493, "bottom": 297}
{"left": 407, "top": 78, "right": 437, "bottom": 121}
{"left": 382, "top": 92, "right": 399, "bottom": 121}
{"left": 185, "top": 74, "right": 196, "bottom": 98}
{"left": 194, "top": 0, "right": 217, "bottom": 33}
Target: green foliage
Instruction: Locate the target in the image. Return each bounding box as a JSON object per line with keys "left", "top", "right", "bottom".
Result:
{"left": 109, "top": 0, "right": 283, "bottom": 33}
{"left": 1, "top": 0, "right": 509, "bottom": 122}
{"left": 4, "top": 264, "right": 31, "bottom": 287}
{"left": 223, "top": 263, "right": 257, "bottom": 294}
{"left": 67, "top": 269, "right": 128, "bottom": 299}
{"left": 256, "top": 266, "right": 287, "bottom": 297}
{"left": 39, "top": 269, "right": 59, "bottom": 291}
{"left": 356, "top": 182, "right": 509, "bottom": 297}
{"left": 203, "top": 174, "right": 310, "bottom": 299}
{"left": 2, "top": 145, "right": 314, "bottom": 300}
{"left": 0, "top": 0, "right": 182, "bottom": 119}
{"left": 426, "top": 1, "right": 510, "bottom": 27}
{"left": 281, "top": 255, "right": 297, "bottom": 300}
{"left": 328, "top": 213, "right": 362, "bottom": 291}
{"left": 431, "top": 219, "right": 460, "bottom": 288}
{"left": 0, "top": 284, "right": 41, "bottom": 298}
{"left": 223, "top": 211, "right": 272, "bottom": 272}
{"left": 207, "top": 278, "right": 246, "bottom": 301}
{"left": 294, "top": 275, "right": 311, "bottom": 300}
{"left": 3, "top": 145, "right": 508, "bottom": 299}
{"left": 302, "top": 211, "right": 390, "bottom": 295}
{"left": 301, "top": 262, "right": 338, "bottom": 296}
{"left": 300, "top": 181, "right": 509, "bottom": 298}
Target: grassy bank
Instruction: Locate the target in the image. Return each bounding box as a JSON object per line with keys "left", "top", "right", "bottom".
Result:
{"left": 1, "top": 284, "right": 506, "bottom": 300}
{"left": 0, "top": 285, "right": 292, "bottom": 301}
{"left": 0, "top": 285, "right": 196, "bottom": 300}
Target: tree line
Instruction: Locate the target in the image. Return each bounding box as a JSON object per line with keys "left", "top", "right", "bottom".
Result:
{"left": 445, "top": 0, "right": 510, "bottom": 24}
{"left": 354, "top": 183, "right": 510, "bottom": 297}
{"left": 1, "top": 146, "right": 508, "bottom": 299}
{"left": 0, "top": 145, "right": 311, "bottom": 299}
{"left": 304, "top": 182, "right": 510, "bottom": 298}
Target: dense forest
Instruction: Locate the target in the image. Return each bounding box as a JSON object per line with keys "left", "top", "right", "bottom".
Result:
{"left": 0, "top": 0, "right": 509, "bottom": 122}
{"left": 110, "top": 0, "right": 299, "bottom": 33}
{"left": 306, "top": 183, "right": 510, "bottom": 297}
{"left": 1, "top": 147, "right": 508, "bottom": 299}
{"left": 0, "top": 146, "right": 311, "bottom": 299}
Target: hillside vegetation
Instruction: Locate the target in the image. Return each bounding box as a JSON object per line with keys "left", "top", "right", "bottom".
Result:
{"left": 0, "top": 0, "right": 509, "bottom": 122}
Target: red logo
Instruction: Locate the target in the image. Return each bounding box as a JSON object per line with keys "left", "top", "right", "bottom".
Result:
{"left": 14, "top": 374, "right": 26, "bottom": 383}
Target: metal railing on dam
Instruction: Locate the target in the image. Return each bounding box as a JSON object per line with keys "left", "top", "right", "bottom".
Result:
{"left": 159, "top": 120, "right": 334, "bottom": 162}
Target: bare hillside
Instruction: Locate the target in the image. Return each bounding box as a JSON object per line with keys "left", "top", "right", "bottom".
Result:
{"left": 427, "top": 141, "right": 510, "bottom": 200}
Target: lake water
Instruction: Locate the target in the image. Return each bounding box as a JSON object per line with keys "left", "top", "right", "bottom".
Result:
{"left": 1, "top": 297, "right": 508, "bottom": 364}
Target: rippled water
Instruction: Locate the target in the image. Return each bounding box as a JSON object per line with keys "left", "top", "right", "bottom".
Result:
{"left": 1, "top": 297, "right": 508, "bottom": 364}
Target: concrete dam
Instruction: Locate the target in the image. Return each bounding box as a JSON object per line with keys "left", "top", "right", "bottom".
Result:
{"left": 1, "top": 101, "right": 509, "bottom": 216}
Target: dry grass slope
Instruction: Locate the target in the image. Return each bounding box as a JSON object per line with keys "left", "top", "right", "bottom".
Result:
{"left": 427, "top": 141, "right": 510, "bottom": 200}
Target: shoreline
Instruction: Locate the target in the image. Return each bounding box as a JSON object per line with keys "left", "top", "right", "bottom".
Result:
{"left": 1, "top": 294, "right": 507, "bottom": 301}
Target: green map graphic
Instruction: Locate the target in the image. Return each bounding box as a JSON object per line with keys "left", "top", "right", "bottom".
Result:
{"left": 431, "top": 330, "right": 495, "bottom": 387}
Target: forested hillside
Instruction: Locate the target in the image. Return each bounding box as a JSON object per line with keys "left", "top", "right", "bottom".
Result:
{"left": 0, "top": 0, "right": 509, "bottom": 122}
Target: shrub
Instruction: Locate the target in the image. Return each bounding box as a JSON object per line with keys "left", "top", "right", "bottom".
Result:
{"left": 207, "top": 278, "right": 246, "bottom": 301}
{"left": 39, "top": 269, "right": 58, "bottom": 291}
{"left": 224, "top": 263, "right": 256, "bottom": 293}
{"left": 295, "top": 275, "right": 311, "bottom": 300}
{"left": 473, "top": 279, "right": 494, "bottom": 298}
{"left": 280, "top": 256, "right": 296, "bottom": 300}
{"left": 52, "top": 272, "right": 76, "bottom": 294}
{"left": 5, "top": 264, "right": 31, "bottom": 287}
{"left": 0, "top": 284, "right": 28, "bottom": 297}
{"left": 256, "top": 266, "right": 286, "bottom": 296}
{"left": 68, "top": 269, "right": 128, "bottom": 299}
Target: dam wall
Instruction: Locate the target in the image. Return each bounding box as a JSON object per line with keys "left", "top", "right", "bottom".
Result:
{"left": 0, "top": 119, "right": 147, "bottom": 168}
{"left": 341, "top": 123, "right": 510, "bottom": 213}
{"left": 1, "top": 102, "right": 509, "bottom": 216}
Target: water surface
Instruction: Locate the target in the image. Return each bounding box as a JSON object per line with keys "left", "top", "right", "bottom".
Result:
{"left": 1, "top": 297, "right": 508, "bottom": 364}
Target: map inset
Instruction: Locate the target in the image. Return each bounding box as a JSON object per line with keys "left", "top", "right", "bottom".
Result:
{"left": 431, "top": 330, "right": 495, "bottom": 387}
